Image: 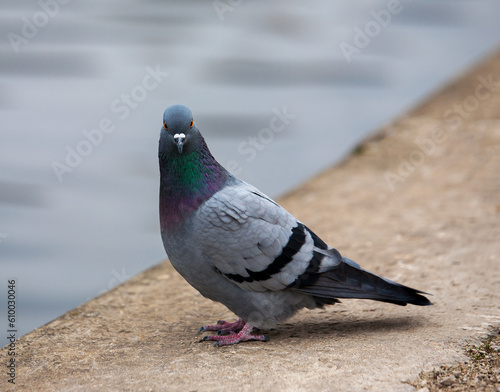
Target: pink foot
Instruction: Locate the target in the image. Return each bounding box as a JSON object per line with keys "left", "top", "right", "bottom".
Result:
{"left": 198, "top": 317, "right": 246, "bottom": 335}
{"left": 199, "top": 321, "right": 269, "bottom": 347}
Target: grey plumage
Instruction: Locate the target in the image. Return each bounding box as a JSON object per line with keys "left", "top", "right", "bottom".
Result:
{"left": 159, "top": 104, "right": 431, "bottom": 345}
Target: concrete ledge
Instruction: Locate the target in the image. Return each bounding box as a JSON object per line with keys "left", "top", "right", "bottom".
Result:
{"left": 4, "top": 50, "right": 500, "bottom": 391}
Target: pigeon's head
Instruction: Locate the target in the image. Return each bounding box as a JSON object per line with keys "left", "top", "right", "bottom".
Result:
{"left": 161, "top": 104, "right": 201, "bottom": 155}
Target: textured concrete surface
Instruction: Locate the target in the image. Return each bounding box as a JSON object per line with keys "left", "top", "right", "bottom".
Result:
{"left": 3, "top": 50, "right": 500, "bottom": 391}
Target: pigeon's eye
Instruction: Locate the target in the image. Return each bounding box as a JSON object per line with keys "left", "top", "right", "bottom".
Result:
{"left": 163, "top": 121, "right": 168, "bottom": 130}
{"left": 190, "top": 120, "right": 193, "bottom": 128}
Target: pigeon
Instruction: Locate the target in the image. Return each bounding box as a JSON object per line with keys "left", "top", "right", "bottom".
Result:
{"left": 159, "top": 104, "right": 431, "bottom": 346}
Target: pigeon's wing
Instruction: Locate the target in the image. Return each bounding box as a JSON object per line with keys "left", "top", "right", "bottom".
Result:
{"left": 192, "top": 181, "right": 343, "bottom": 292}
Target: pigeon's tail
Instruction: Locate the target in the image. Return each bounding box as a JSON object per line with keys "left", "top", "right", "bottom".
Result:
{"left": 295, "top": 257, "right": 432, "bottom": 306}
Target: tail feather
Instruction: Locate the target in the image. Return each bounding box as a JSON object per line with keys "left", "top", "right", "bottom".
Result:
{"left": 295, "top": 257, "right": 432, "bottom": 307}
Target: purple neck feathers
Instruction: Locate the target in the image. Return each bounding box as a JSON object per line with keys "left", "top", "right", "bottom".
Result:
{"left": 159, "top": 140, "right": 227, "bottom": 230}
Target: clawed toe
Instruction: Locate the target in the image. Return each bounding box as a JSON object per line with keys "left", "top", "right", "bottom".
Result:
{"left": 197, "top": 317, "right": 246, "bottom": 335}
{"left": 198, "top": 320, "right": 269, "bottom": 346}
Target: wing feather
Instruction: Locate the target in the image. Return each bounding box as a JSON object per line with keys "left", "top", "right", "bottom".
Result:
{"left": 192, "top": 181, "right": 319, "bottom": 292}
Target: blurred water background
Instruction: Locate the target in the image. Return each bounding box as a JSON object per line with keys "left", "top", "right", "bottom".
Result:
{"left": 1, "top": 1, "right": 500, "bottom": 347}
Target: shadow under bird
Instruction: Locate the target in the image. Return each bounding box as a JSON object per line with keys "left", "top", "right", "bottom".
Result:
{"left": 158, "top": 104, "right": 432, "bottom": 346}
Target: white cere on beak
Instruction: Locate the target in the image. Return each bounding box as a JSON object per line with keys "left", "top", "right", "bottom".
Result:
{"left": 174, "top": 133, "right": 186, "bottom": 153}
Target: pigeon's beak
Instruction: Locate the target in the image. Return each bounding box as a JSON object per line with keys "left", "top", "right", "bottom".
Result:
{"left": 173, "top": 133, "right": 186, "bottom": 154}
